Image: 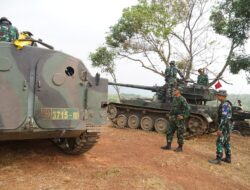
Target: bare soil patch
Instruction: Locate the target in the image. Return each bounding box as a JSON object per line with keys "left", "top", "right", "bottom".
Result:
{"left": 0, "top": 124, "right": 249, "bottom": 190}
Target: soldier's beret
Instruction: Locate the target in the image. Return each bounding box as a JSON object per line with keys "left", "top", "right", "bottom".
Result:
{"left": 173, "top": 86, "right": 183, "bottom": 92}
{"left": 215, "top": 90, "right": 228, "bottom": 97}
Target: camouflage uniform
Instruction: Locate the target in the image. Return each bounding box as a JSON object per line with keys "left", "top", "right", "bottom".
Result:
{"left": 0, "top": 22, "right": 18, "bottom": 42}
{"left": 197, "top": 74, "right": 208, "bottom": 86}
{"left": 166, "top": 95, "right": 190, "bottom": 146}
{"left": 165, "top": 65, "right": 185, "bottom": 101}
{"left": 216, "top": 100, "right": 233, "bottom": 160}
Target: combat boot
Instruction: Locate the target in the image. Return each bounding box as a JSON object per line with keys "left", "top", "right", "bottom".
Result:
{"left": 174, "top": 145, "right": 183, "bottom": 152}
{"left": 208, "top": 158, "right": 221, "bottom": 165}
{"left": 222, "top": 156, "right": 231, "bottom": 163}
{"left": 161, "top": 142, "right": 171, "bottom": 150}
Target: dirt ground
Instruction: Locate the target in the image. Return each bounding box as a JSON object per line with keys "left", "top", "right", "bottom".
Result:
{"left": 0, "top": 124, "right": 249, "bottom": 190}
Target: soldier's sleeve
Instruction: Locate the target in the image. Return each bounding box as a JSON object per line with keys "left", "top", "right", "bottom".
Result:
{"left": 205, "top": 75, "right": 209, "bottom": 85}
{"left": 197, "top": 75, "right": 201, "bottom": 84}
{"left": 182, "top": 97, "right": 190, "bottom": 119}
{"left": 177, "top": 69, "right": 185, "bottom": 79}
{"left": 15, "top": 27, "right": 19, "bottom": 39}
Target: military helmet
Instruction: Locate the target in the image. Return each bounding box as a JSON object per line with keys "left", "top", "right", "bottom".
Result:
{"left": 0, "top": 17, "right": 12, "bottom": 25}
{"left": 169, "top": 60, "right": 175, "bottom": 66}
{"left": 173, "top": 86, "right": 183, "bottom": 93}
{"left": 215, "top": 90, "right": 228, "bottom": 97}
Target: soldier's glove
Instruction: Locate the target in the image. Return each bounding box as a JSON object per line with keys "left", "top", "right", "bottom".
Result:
{"left": 177, "top": 115, "right": 184, "bottom": 120}
{"left": 217, "top": 130, "right": 223, "bottom": 137}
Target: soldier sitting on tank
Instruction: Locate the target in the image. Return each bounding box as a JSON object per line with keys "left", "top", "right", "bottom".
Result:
{"left": 197, "top": 68, "right": 208, "bottom": 87}
{"left": 161, "top": 86, "right": 190, "bottom": 152}
{"left": 209, "top": 90, "right": 233, "bottom": 165}
{"left": 0, "top": 17, "right": 18, "bottom": 42}
{"left": 165, "top": 61, "right": 185, "bottom": 101}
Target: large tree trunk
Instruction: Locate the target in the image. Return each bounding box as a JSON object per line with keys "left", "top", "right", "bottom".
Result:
{"left": 208, "top": 42, "right": 235, "bottom": 87}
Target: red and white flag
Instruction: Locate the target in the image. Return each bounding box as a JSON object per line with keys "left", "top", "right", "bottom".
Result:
{"left": 215, "top": 81, "right": 222, "bottom": 89}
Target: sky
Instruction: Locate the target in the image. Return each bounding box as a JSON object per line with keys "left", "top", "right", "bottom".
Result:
{"left": 1, "top": 0, "right": 250, "bottom": 95}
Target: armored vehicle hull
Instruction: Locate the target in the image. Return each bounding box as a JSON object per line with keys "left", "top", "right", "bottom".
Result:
{"left": 0, "top": 42, "right": 108, "bottom": 154}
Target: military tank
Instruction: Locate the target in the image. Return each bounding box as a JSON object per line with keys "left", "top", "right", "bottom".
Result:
{"left": 0, "top": 41, "right": 108, "bottom": 154}
{"left": 232, "top": 106, "right": 250, "bottom": 136}
{"left": 107, "top": 81, "right": 219, "bottom": 138}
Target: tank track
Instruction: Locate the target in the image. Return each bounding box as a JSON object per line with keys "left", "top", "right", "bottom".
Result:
{"left": 52, "top": 129, "right": 100, "bottom": 155}
{"left": 108, "top": 103, "right": 216, "bottom": 139}
{"left": 233, "top": 121, "right": 250, "bottom": 136}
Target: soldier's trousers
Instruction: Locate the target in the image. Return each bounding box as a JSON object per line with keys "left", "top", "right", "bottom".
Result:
{"left": 166, "top": 119, "right": 185, "bottom": 146}
{"left": 216, "top": 131, "right": 231, "bottom": 159}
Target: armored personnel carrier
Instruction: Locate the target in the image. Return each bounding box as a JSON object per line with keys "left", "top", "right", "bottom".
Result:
{"left": 107, "top": 82, "right": 218, "bottom": 138}
{"left": 0, "top": 41, "right": 108, "bottom": 154}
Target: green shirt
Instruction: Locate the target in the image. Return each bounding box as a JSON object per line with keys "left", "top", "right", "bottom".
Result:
{"left": 170, "top": 95, "right": 190, "bottom": 119}
{"left": 0, "top": 24, "right": 18, "bottom": 42}
{"left": 197, "top": 74, "right": 208, "bottom": 86}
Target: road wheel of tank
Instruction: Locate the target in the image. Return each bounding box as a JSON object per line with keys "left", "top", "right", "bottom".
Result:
{"left": 187, "top": 116, "right": 206, "bottom": 135}
{"left": 154, "top": 118, "right": 168, "bottom": 134}
{"left": 232, "top": 130, "right": 242, "bottom": 136}
{"left": 128, "top": 115, "right": 140, "bottom": 129}
{"left": 140, "top": 116, "right": 154, "bottom": 131}
{"left": 108, "top": 104, "right": 118, "bottom": 119}
{"left": 52, "top": 131, "right": 99, "bottom": 155}
{"left": 116, "top": 114, "right": 127, "bottom": 128}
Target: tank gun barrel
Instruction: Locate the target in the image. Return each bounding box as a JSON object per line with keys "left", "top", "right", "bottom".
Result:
{"left": 108, "top": 82, "right": 158, "bottom": 92}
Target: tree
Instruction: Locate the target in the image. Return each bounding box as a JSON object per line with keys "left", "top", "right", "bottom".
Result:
{"left": 89, "top": 47, "right": 121, "bottom": 101}
{"left": 99, "top": 0, "right": 188, "bottom": 76}
{"left": 209, "top": 0, "right": 250, "bottom": 85}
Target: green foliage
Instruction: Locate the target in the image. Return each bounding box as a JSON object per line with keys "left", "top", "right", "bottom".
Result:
{"left": 210, "top": 0, "right": 250, "bottom": 79}
{"left": 210, "top": 0, "right": 250, "bottom": 46}
{"left": 229, "top": 54, "right": 250, "bottom": 74}
{"left": 89, "top": 47, "right": 116, "bottom": 73}
{"left": 106, "top": 0, "right": 187, "bottom": 50}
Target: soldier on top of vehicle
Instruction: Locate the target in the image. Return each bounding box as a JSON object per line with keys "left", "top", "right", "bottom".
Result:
{"left": 161, "top": 86, "right": 190, "bottom": 152}
{"left": 165, "top": 61, "right": 185, "bottom": 101}
{"left": 209, "top": 90, "right": 233, "bottom": 165}
{"left": 197, "top": 68, "right": 208, "bottom": 86}
{"left": 0, "top": 17, "right": 18, "bottom": 42}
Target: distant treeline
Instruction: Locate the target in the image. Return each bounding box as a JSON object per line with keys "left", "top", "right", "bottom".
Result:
{"left": 108, "top": 94, "right": 250, "bottom": 111}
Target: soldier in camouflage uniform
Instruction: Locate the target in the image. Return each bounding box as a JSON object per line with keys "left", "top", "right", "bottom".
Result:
{"left": 0, "top": 17, "right": 18, "bottom": 42}
{"left": 165, "top": 61, "right": 185, "bottom": 102}
{"left": 209, "top": 90, "right": 233, "bottom": 164}
{"left": 197, "top": 68, "right": 208, "bottom": 86}
{"left": 161, "top": 87, "right": 190, "bottom": 152}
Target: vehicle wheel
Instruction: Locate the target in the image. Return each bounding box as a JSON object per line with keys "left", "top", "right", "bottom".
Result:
{"left": 154, "top": 118, "right": 168, "bottom": 133}
{"left": 140, "top": 116, "right": 154, "bottom": 131}
{"left": 187, "top": 116, "right": 206, "bottom": 135}
{"left": 52, "top": 131, "right": 99, "bottom": 155}
{"left": 128, "top": 115, "right": 140, "bottom": 129}
{"left": 116, "top": 114, "right": 127, "bottom": 128}
{"left": 108, "top": 104, "right": 118, "bottom": 119}
{"left": 232, "top": 130, "right": 241, "bottom": 136}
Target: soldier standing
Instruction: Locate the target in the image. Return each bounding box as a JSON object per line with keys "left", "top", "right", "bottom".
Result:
{"left": 165, "top": 61, "right": 185, "bottom": 102}
{"left": 161, "top": 87, "right": 190, "bottom": 152}
{"left": 0, "top": 17, "right": 18, "bottom": 42}
{"left": 209, "top": 90, "right": 233, "bottom": 164}
{"left": 197, "top": 68, "right": 208, "bottom": 86}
